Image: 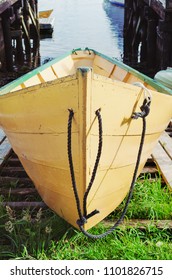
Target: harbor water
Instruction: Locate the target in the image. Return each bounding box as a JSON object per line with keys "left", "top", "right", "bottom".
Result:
{"left": 39, "top": 0, "right": 124, "bottom": 62}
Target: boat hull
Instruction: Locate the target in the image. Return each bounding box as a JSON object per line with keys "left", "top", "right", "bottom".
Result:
{"left": 0, "top": 49, "right": 172, "bottom": 230}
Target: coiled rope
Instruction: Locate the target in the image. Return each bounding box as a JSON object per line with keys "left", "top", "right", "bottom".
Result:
{"left": 67, "top": 97, "right": 151, "bottom": 239}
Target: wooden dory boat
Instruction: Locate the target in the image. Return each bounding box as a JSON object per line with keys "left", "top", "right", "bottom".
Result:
{"left": 0, "top": 48, "right": 172, "bottom": 230}
{"left": 38, "top": 9, "right": 54, "bottom": 35}
{"left": 39, "top": 9, "right": 53, "bottom": 19}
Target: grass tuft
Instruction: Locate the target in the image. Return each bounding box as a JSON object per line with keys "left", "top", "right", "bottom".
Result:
{"left": 0, "top": 174, "right": 172, "bottom": 260}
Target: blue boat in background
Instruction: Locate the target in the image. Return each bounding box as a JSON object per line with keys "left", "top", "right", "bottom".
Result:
{"left": 109, "top": 0, "right": 124, "bottom": 7}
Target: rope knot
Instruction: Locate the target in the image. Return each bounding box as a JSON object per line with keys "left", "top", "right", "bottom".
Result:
{"left": 132, "top": 97, "right": 151, "bottom": 119}
{"left": 67, "top": 98, "right": 150, "bottom": 238}
{"left": 95, "top": 108, "right": 101, "bottom": 116}
{"left": 77, "top": 216, "right": 87, "bottom": 226}
{"left": 76, "top": 209, "right": 100, "bottom": 227}
{"left": 68, "top": 108, "right": 74, "bottom": 117}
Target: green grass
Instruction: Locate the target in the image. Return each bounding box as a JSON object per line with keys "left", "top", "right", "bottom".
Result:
{"left": 0, "top": 175, "right": 172, "bottom": 260}
{"left": 109, "top": 175, "right": 172, "bottom": 220}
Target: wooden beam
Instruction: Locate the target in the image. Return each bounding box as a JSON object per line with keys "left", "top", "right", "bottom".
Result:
{"left": 143, "top": 0, "right": 166, "bottom": 19}
{"left": 1, "top": 9, "right": 13, "bottom": 71}
{"left": 28, "top": 1, "right": 39, "bottom": 37}
{"left": 152, "top": 132, "right": 172, "bottom": 190}
{"left": 147, "top": 19, "right": 157, "bottom": 68}
{"left": 0, "top": 137, "right": 11, "bottom": 168}
{"left": 166, "top": 0, "right": 172, "bottom": 9}
{"left": 1, "top": 201, "right": 47, "bottom": 208}
{"left": 0, "top": 176, "right": 33, "bottom": 186}
{"left": 10, "top": 29, "right": 22, "bottom": 38}
{"left": 21, "top": 15, "right": 30, "bottom": 41}
{"left": 103, "top": 219, "right": 172, "bottom": 229}
{"left": 160, "top": 132, "right": 172, "bottom": 160}
{"left": 0, "top": 129, "right": 6, "bottom": 145}
{"left": 0, "top": 187, "right": 36, "bottom": 195}
{"left": 0, "top": 0, "right": 19, "bottom": 15}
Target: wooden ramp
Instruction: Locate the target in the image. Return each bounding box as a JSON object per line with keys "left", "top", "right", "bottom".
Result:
{"left": 0, "top": 129, "right": 11, "bottom": 167}
{"left": 103, "top": 219, "right": 172, "bottom": 230}
{"left": 0, "top": 127, "right": 172, "bottom": 232}
{"left": 152, "top": 131, "right": 172, "bottom": 190}
{"left": 1, "top": 128, "right": 172, "bottom": 195}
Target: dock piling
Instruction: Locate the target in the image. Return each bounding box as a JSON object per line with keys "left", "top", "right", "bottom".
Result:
{"left": 124, "top": 0, "right": 172, "bottom": 76}
{"left": 0, "top": 0, "right": 40, "bottom": 73}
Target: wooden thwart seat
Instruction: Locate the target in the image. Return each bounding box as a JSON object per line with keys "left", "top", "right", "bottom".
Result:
{"left": 152, "top": 131, "right": 172, "bottom": 190}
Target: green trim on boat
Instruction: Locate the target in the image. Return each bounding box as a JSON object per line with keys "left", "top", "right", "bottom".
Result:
{"left": 92, "top": 49, "right": 172, "bottom": 95}
{"left": 1, "top": 48, "right": 172, "bottom": 96}
{"left": 0, "top": 49, "right": 75, "bottom": 96}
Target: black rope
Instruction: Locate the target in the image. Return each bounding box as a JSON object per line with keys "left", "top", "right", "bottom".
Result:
{"left": 67, "top": 109, "right": 83, "bottom": 223}
{"left": 83, "top": 109, "right": 102, "bottom": 219}
{"left": 67, "top": 109, "right": 102, "bottom": 227}
{"left": 67, "top": 98, "right": 151, "bottom": 239}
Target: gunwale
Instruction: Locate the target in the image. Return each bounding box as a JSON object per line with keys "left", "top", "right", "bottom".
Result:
{"left": 0, "top": 48, "right": 172, "bottom": 96}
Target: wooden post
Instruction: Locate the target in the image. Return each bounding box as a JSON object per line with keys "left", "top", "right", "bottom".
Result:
{"left": 157, "top": 19, "right": 172, "bottom": 69}
{"left": 14, "top": 4, "right": 24, "bottom": 65}
{"left": 166, "top": 0, "right": 172, "bottom": 9}
{"left": 0, "top": 18, "right": 6, "bottom": 70}
{"left": 147, "top": 19, "right": 157, "bottom": 71}
{"left": 29, "top": 0, "right": 40, "bottom": 68}
{"left": 124, "top": 0, "right": 172, "bottom": 75}
{"left": 23, "top": 0, "right": 31, "bottom": 62}
{"left": 1, "top": 9, "right": 13, "bottom": 71}
{"left": 123, "top": 0, "right": 133, "bottom": 64}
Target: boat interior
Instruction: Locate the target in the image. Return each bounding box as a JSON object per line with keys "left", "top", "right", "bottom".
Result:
{"left": 10, "top": 49, "right": 156, "bottom": 93}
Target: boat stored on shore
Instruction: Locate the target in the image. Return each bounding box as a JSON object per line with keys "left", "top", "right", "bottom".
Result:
{"left": 0, "top": 48, "right": 172, "bottom": 231}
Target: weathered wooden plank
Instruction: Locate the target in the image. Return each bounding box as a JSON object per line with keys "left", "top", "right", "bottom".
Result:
{"left": 159, "top": 131, "right": 172, "bottom": 160}
{"left": 1, "top": 201, "right": 46, "bottom": 208}
{"left": 28, "top": 2, "right": 39, "bottom": 36}
{"left": 1, "top": 166, "right": 28, "bottom": 177}
{"left": 0, "top": 0, "right": 19, "bottom": 15}
{"left": 103, "top": 219, "right": 172, "bottom": 229}
{"left": 143, "top": 0, "right": 166, "bottom": 19}
{"left": 141, "top": 166, "right": 158, "bottom": 175}
{"left": 166, "top": 0, "right": 172, "bottom": 9}
{"left": 0, "top": 187, "right": 36, "bottom": 195}
{"left": 0, "top": 129, "right": 6, "bottom": 144}
{"left": 1, "top": 7, "right": 13, "bottom": 71}
{"left": 10, "top": 29, "right": 23, "bottom": 39}
{"left": 0, "top": 176, "right": 33, "bottom": 186}
{"left": 152, "top": 136, "right": 172, "bottom": 190}
{"left": 0, "top": 137, "right": 11, "bottom": 166}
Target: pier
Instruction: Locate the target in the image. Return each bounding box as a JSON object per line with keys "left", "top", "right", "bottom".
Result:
{"left": 123, "top": 0, "right": 172, "bottom": 76}
{"left": 0, "top": 0, "right": 40, "bottom": 74}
